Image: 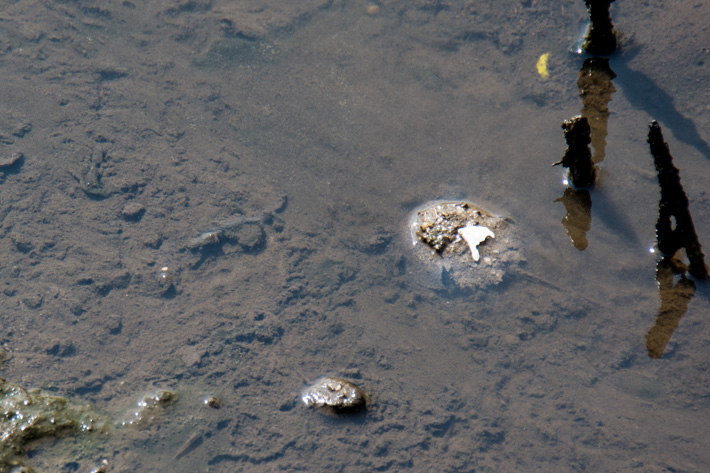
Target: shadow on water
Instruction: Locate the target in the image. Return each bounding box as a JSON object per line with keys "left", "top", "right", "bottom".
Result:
{"left": 611, "top": 48, "right": 710, "bottom": 160}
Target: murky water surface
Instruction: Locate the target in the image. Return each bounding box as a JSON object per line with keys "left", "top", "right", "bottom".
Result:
{"left": 1, "top": 1, "right": 710, "bottom": 472}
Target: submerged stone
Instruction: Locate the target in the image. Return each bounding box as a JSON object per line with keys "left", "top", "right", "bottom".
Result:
{"left": 301, "top": 377, "right": 367, "bottom": 414}
{"left": 408, "top": 201, "right": 522, "bottom": 291}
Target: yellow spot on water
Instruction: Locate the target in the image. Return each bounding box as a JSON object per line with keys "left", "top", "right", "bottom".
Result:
{"left": 536, "top": 53, "right": 550, "bottom": 79}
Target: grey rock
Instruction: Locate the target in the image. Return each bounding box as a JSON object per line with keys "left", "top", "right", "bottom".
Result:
{"left": 301, "top": 377, "right": 367, "bottom": 413}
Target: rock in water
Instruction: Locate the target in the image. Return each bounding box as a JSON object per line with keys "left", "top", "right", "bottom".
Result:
{"left": 301, "top": 377, "right": 367, "bottom": 414}
{"left": 408, "top": 201, "right": 522, "bottom": 292}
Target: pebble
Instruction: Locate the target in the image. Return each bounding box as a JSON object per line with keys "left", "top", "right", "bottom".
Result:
{"left": 205, "top": 396, "right": 221, "bottom": 408}
{"left": 301, "top": 377, "right": 367, "bottom": 413}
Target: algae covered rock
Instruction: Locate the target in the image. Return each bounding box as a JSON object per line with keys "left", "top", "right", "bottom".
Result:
{"left": 0, "top": 378, "right": 107, "bottom": 473}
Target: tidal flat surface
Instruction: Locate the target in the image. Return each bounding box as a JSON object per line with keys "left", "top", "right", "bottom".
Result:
{"left": 1, "top": 1, "right": 709, "bottom": 471}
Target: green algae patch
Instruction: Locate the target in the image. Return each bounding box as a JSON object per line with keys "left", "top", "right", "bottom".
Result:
{"left": 1, "top": 378, "right": 107, "bottom": 473}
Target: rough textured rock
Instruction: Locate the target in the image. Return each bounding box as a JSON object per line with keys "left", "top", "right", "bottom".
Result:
{"left": 408, "top": 201, "right": 523, "bottom": 292}
{"left": 0, "top": 379, "right": 107, "bottom": 472}
{"left": 301, "top": 377, "right": 367, "bottom": 414}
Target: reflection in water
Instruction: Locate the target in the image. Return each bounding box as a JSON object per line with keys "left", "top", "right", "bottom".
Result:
{"left": 555, "top": 188, "right": 592, "bottom": 251}
{"left": 646, "top": 120, "right": 707, "bottom": 358}
{"left": 578, "top": 58, "right": 616, "bottom": 163}
{"left": 649, "top": 121, "right": 708, "bottom": 280}
{"left": 646, "top": 257, "right": 696, "bottom": 359}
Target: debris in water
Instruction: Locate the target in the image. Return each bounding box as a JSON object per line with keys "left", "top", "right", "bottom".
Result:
{"left": 458, "top": 225, "right": 495, "bottom": 261}
{"left": 536, "top": 53, "right": 550, "bottom": 79}
{"left": 645, "top": 120, "right": 706, "bottom": 359}
{"left": 0, "top": 378, "right": 107, "bottom": 472}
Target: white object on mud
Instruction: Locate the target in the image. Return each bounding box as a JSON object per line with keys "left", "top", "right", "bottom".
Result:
{"left": 458, "top": 225, "right": 495, "bottom": 261}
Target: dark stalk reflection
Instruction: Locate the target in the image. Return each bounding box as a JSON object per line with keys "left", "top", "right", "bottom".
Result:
{"left": 578, "top": 58, "right": 616, "bottom": 163}
{"left": 555, "top": 188, "right": 592, "bottom": 251}
{"left": 646, "top": 257, "right": 696, "bottom": 359}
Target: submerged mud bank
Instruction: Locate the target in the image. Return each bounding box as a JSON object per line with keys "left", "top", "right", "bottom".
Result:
{"left": 1, "top": 0, "right": 709, "bottom": 472}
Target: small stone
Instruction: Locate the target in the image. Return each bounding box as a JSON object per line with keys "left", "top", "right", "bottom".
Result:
{"left": 121, "top": 202, "right": 146, "bottom": 221}
{"left": 104, "top": 315, "right": 123, "bottom": 335}
{"left": 89, "top": 459, "right": 110, "bottom": 473}
{"left": 205, "top": 396, "right": 221, "bottom": 409}
{"left": 10, "top": 232, "right": 33, "bottom": 253}
{"left": 178, "top": 345, "right": 206, "bottom": 367}
{"left": 301, "top": 377, "right": 367, "bottom": 413}
{"left": 46, "top": 340, "right": 76, "bottom": 357}
{"left": 187, "top": 231, "right": 220, "bottom": 251}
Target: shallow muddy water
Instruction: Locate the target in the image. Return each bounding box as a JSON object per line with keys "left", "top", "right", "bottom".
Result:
{"left": 1, "top": 1, "right": 710, "bottom": 472}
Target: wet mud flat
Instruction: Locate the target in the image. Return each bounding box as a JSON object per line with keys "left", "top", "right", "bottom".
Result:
{"left": 1, "top": 0, "right": 710, "bottom": 472}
